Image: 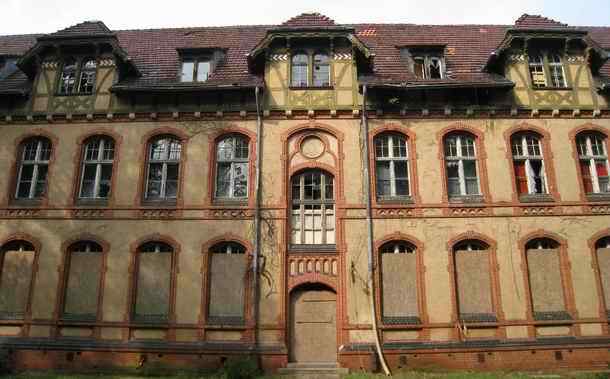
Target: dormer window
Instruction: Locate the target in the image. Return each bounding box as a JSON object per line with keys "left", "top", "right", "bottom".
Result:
{"left": 58, "top": 57, "right": 97, "bottom": 95}
{"left": 290, "top": 50, "right": 331, "bottom": 88}
{"left": 413, "top": 54, "right": 444, "bottom": 79}
{"left": 180, "top": 57, "right": 210, "bottom": 82}
{"left": 528, "top": 52, "right": 567, "bottom": 88}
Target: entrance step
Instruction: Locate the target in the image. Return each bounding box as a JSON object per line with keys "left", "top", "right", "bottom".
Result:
{"left": 278, "top": 362, "right": 349, "bottom": 378}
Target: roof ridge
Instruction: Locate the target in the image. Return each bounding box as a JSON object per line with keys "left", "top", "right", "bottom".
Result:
{"left": 514, "top": 13, "right": 569, "bottom": 28}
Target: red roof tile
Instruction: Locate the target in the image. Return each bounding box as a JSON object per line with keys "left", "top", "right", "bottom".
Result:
{"left": 514, "top": 14, "right": 569, "bottom": 29}
{"left": 281, "top": 12, "right": 336, "bottom": 27}
{"left": 46, "top": 20, "right": 113, "bottom": 38}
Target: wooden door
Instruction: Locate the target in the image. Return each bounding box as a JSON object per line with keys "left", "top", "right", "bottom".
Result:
{"left": 290, "top": 287, "right": 337, "bottom": 363}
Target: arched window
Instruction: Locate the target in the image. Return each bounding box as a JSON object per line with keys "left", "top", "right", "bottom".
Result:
{"left": 78, "top": 136, "right": 115, "bottom": 200}
{"left": 215, "top": 134, "right": 249, "bottom": 200}
{"left": 15, "top": 137, "right": 52, "bottom": 200}
{"left": 62, "top": 241, "right": 103, "bottom": 320}
{"left": 453, "top": 240, "right": 495, "bottom": 322}
{"left": 312, "top": 52, "right": 330, "bottom": 87}
{"left": 511, "top": 132, "right": 548, "bottom": 196}
{"left": 593, "top": 237, "right": 610, "bottom": 318}
{"left": 525, "top": 238, "right": 570, "bottom": 321}
{"left": 58, "top": 57, "right": 78, "bottom": 94}
{"left": 0, "top": 240, "right": 36, "bottom": 319}
{"left": 291, "top": 53, "right": 309, "bottom": 87}
{"left": 374, "top": 133, "right": 410, "bottom": 199}
{"left": 145, "top": 136, "right": 181, "bottom": 201}
{"left": 380, "top": 240, "right": 420, "bottom": 324}
{"left": 133, "top": 241, "right": 173, "bottom": 323}
{"left": 290, "top": 170, "right": 335, "bottom": 246}
{"left": 576, "top": 132, "right": 609, "bottom": 194}
{"left": 78, "top": 58, "right": 97, "bottom": 94}
{"left": 444, "top": 133, "right": 480, "bottom": 198}
{"left": 207, "top": 241, "right": 247, "bottom": 325}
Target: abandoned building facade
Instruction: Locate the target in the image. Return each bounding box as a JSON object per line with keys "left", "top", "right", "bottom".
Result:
{"left": 1, "top": 12, "right": 610, "bottom": 371}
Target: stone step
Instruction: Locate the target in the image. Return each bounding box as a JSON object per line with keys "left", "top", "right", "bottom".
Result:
{"left": 277, "top": 362, "right": 349, "bottom": 378}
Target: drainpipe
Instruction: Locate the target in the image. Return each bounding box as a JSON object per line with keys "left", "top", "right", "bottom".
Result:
{"left": 361, "top": 85, "right": 391, "bottom": 376}
{"left": 253, "top": 86, "right": 263, "bottom": 354}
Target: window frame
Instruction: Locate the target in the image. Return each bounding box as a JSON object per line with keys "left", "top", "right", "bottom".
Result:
{"left": 527, "top": 51, "right": 569, "bottom": 89}
{"left": 57, "top": 56, "right": 98, "bottom": 95}
{"left": 214, "top": 134, "right": 250, "bottom": 202}
{"left": 576, "top": 132, "right": 610, "bottom": 197}
{"left": 143, "top": 135, "right": 182, "bottom": 203}
{"left": 290, "top": 49, "right": 332, "bottom": 88}
{"left": 130, "top": 240, "right": 177, "bottom": 325}
{"left": 374, "top": 133, "right": 411, "bottom": 201}
{"left": 510, "top": 132, "right": 550, "bottom": 198}
{"left": 443, "top": 133, "right": 482, "bottom": 200}
{"left": 59, "top": 240, "right": 105, "bottom": 322}
{"left": 290, "top": 170, "right": 336, "bottom": 250}
{"left": 179, "top": 55, "right": 212, "bottom": 83}
{"left": 77, "top": 136, "right": 116, "bottom": 203}
{"left": 14, "top": 137, "right": 53, "bottom": 202}
{"left": 412, "top": 53, "right": 445, "bottom": 80}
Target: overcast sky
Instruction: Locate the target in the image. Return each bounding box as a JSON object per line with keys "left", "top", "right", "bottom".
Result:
{"left": 3, "top": 0, "right": 610, "bottom": 35}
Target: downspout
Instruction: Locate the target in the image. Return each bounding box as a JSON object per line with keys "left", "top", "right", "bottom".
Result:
{"left": 360, "top": 85, "right": 391, "bottom": 376}
{"left": 253, "top": 86, "right": 263, "bottom": 355}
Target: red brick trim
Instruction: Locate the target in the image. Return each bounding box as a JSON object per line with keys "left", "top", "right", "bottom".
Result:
{"left": 206, "top": 126, "right": 257, "bottom": 207}
{"left": 446, "top": 231, "right": 505, "bottom": 340}
{"left": 0, "top": 233, "right": 42, "bottom": 336}
{"left": 125, "top": 234, "right": 181, "bottom": 341}
{"left": 587, "top": 228, "right": 610, "bottom": 335}
{"left": 5, "top": 130, "right": 60, "bottom": 208}
{"left": 135, "top": 128, "right": 190, "bottom": 209}
{"left": 518, "top": 230, "right": 577, "bottom": 338}
{"left": 436, "top": 123, "right": 491, "bottom": 211}
{"left": 373, "top": 232, "right": 428, "bottom": 339}
{"left": 568, "top": 123, "right": 610, "bottom": 203}
{"left": 54, "top": 234, "right": 110, "bottom": 339}
{"left": 201, "top": 234, "right": 254, "bottom": 342}
{"left": 69, "top": 129, "right": 124, "bottom": 208}
{"left": 369, "top": 124, "right": 422, "bottom": 208}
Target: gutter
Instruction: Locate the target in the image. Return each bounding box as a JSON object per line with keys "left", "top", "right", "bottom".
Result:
{"left": 360, "top": 84, "right": 391, "bottom": 376}
{"left": 253, "top": 85, "right": 263, "bottom": 356}
{"left": 365, "top": 81, "right": 514, "bottom": 91}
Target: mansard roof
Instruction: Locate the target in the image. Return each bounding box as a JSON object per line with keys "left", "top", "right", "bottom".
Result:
{"left": 1, "top": 13, "right": 609, "bottom": 95}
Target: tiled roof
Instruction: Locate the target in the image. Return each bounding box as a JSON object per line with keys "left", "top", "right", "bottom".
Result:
{"left": 281, "top": 12, "right": 336, "bottom": 27}
{"left": 45, "top": 21, "right": 113, "bottom": 38}
{"left": 0, "top": 14, "right": 609, "bottom": 94}
{"left": 514, "top": 14, "right": 569, "bottom": 29}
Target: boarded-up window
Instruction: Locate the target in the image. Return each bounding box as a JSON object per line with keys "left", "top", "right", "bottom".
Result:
{"left": 595, "top": 237, "right": 610, "bottom": 318}
{"left": 526, "top": 238, "right": 570, "bottom": 321}
{"left": 208, "top": 242, "right": 247, "bottom": 325}
{"left": 133, "top": 242, "right": 172, "bottom": 323}
{"left": 380, "top": 241, "right": 420, "bottom": 324}
{"left": 0, "top": 241, "right": 35, "bottom": 319}
{"left": 454, "top": 240, "right": 495, "bottom": 322}
{"left": 63, "top": 241, "right": 103, "bottom": 320}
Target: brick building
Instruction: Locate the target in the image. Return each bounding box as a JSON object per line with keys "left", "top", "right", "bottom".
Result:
{"left": 1, "top": 12, "right": 610, "bottom": 372}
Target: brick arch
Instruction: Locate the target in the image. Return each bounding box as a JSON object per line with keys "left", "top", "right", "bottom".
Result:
{"left": 61, "top": 233, "right": 110, "bottom": 253}
{"left": 289, "top": 162, "right": 337, "bottom": 178}
{"left": 568, "top": 123, "right": 610, "bottom": 202}
{"left": 202, "top": 233, "right": 254, "bottom": 255}
{"left": 519, "top": 229, "right": 567, "bottom": 248}
{"left": 446, "top": 231, "right": 497, "bottom": 252}
{"left": 289, "top": 277, "right": 337, "bottom": 294}
{"left": 0, "top": 232, "right": 42, "bottom": 251}
{"left": 503, "top": 122, "right": 560, "bottom": 203}
{"left": 375, "top": 232, "right": 424, "bottom": 252}
{"left": 130, "top": 233, "right": 182, "bottom": 253}
{"left": 281, "top": 121, "right": 345, "bottom": 142}
{"left": 587, "top": 227, "right": 610, "bottom": 333}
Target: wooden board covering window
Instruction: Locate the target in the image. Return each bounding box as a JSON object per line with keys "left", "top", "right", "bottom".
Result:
{"left": 63, "top": 251, "right": 102, "bottom": 318}
{"left": 209, "top": 253, "right": 247, "bottom": 320}
{"left": 0, "top": 249, "right": 34, "bottom": 318}
{"left": 455, "top": 250, "right": 493, "bottom": 315}
{"left": 527, "top": 249, "right": 565, "bottom": 313}
{"left": 381, "top": 252, "right": 418, "bottom": 318}
{"left": 134, "top": 252, "right": 171, "bottom": 321}
{"left": 596, "top": 248, "right": 610, "bottom": 312}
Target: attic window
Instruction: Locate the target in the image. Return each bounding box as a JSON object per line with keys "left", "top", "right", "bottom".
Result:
{"left": 58, "top": 57, "right": 97, "bottom": 95}
{"left": 180, "top": 57, "right": 210, "bottom": 82}
{"left": 528, "top": 52, "right": 567, "bottom": 89}
{"left": 0, "top": 57, "right": 17, "bottom": 80}
{"left": 405, "top": 49, "right": 445, "bottom": 79}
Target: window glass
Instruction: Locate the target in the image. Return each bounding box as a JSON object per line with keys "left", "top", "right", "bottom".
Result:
{"left": 291, "top": 53, "right": 309, "bottom": 87}
{"left": 181, "top": 61, "right": 194, "bottom": 82}
{"left": 215, "top": 135, "right": 249, "bottom": 200}
{"left": 79, "top": 136, "right": 114, "bottom": 200}
{"left": 577, "top": 133, "right": 609, "bottom": 194}
{"left": 291, "top": 170, "right": 335, "bottom": 245}
{"left": 145, "top": 137, "right": 181, "bottom": 200}
{"left": 313, "top": 53, "right": 330, "bottom": 87}
{"left": 15, "top": 138, "right": 52, "bottom": 200}
{"left": 197, "top": 61, "right": 210, "bottom": 82}
{"left": 374, "top": 134, "right": 410, "bottom": 198}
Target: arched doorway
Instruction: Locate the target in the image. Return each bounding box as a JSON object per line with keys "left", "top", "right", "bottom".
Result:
{"left": 289, "top": 283, "right": 337, "bottom": 363}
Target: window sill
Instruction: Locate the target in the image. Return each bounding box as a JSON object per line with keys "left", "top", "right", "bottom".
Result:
{"left": 382, "top": 316, "right": 421, "bottom": 326}
{"left": 141, "top": 199, "right": 177, "bottom": 207}
{"left": 289, "top": 244, "right": 337, "bottom": 253}
{"left": 519, "top": 194, "right": 554, "bottom": 203}
{"left": 459, "top": 313, "right": 497, "bottom": 324}
{"left": 533, "top": 311, "right": 573, "bottom": 322}
{"left": 54, "top": 92, "right": 95, "bottom": 97}
{"left": 75, "top": 198, "right": 109, "bottom": 207}
{"left": 377, "top": 196, "right": 414, "bottom": 205}
{"left": 206, "top": 316, "right": 245, "bottom": 327}
{"left": 532, "top": 87, "right": 572, "bottom": 91}
{"left": 130, "top": 315, "right": 170, "bottom": 326}
{"left": 213, "top": 198, "right": 248, "bottom": 206}
{"left": 586, "top": 193, "right": 610, "bottom": 202}
{"left": 289, "top": 86, "right": 334, "bottom": 90}
{"left": 10, "top": 199, "right": 43, "bottom": 207}
{"left": 448, "top": 195, "right": 484, "bottom": 204}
